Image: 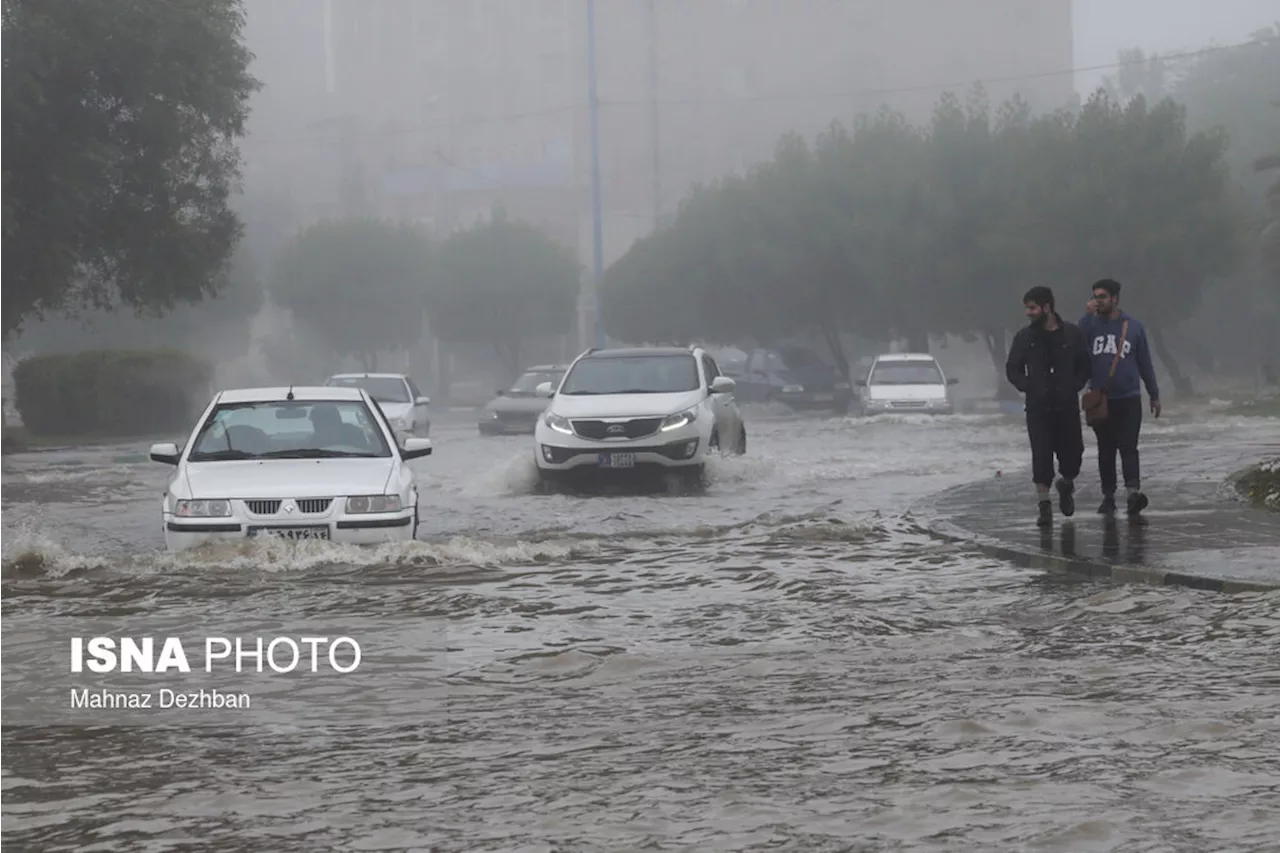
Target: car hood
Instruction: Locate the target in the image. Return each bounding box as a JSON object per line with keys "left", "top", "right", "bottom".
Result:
{"left": 379, "top": 402, "right": 413, "bottom": 419}
{"left": 550, "top": 391, "right": 703, "bottom": 418}
{"left": 182, "top": 459, "right": 396, "bottom": 498}
{"left": 485, "top": 394, "right": 550, "bottom": 414}
{"left": 866, "top": 383, "right": 948, "bottom": 401}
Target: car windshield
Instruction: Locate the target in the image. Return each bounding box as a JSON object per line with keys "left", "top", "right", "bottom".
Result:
{"left": 187, "top": 400, "right": 392, "bottom": 461}
{"left": 509, "top": 370, "right": 564, "bottom": 395}
{"left": 325, "top": 376, "right": 410, "bottom": 403}
{"left": 869, "top": 362, "right": 945, "bottom": 385}
{"left": 559, "top": 355, "right": 700, "bottom": 395}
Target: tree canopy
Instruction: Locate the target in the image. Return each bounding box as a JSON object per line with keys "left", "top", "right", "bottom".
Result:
{"left": 428, "top": 208, "right": 581, "bottom": 377}
{"left": 271, "top": 218, "right": 432, "bottom": 371}
{"left": 600, "top": 86, "right": 1244, "bottom": 391}
{"left": 7, "top": 243, "right": 264, "bottom": 358}
{"left": 2, "top": 0, "right": 259, "bottom": 338}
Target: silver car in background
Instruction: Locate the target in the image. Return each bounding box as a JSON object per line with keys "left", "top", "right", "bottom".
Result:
{"left": 478, "top": 364, "right": 567, "bottom": 435}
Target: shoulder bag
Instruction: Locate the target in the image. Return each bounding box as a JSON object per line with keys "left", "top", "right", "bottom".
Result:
{"left": 1082, "top": 318, "right": 1128, "bottom": 426}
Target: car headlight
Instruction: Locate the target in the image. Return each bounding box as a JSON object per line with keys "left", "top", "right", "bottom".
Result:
{"left": 345, "top": 495, "right": 403, "bottom": 513}
{"left": 175, "top": 499, "right": 231, "bottom": 518}
{"left": 782, "top": 384, "right": 804, "bottom": 393}
{"left": 488, "top": 411, "right": 500, "bottom": 419}
{"left": 660, "top": 408, "right": 697, "bottom": 431}
{"left": 544, "top": 412, "right": 574, "bottom": 435}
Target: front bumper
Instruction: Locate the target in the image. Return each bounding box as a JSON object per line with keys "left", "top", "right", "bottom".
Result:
{"left": 534, "top": 421, "right": 706, "bottom": 473}
{"left": 162, "top": 510, "right": 417, "bottom": 552}
{"left": 862, "top": 398, "right": 953, "bottom": 415}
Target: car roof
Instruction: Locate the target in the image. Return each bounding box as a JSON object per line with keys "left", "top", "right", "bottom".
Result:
{"left": 216, "top": 386, "right": 367, "bottom": 403}
{"left": 873, "top": 353, "right": 938, "bottom": 362}
{"left": 524, "top": 364, "right": 569, "bottom": 371}
{"left": 327, "top": 373, "right": 408, "bottom": 380}
{"left": 583, "top": 347, "right": 694, "bottom": 359}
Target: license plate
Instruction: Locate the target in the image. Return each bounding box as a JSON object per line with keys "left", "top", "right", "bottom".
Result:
{"left": 248, "top": 526, "right": 330, "bottom": 541}
{"left": 598, "top": 452, "right": 635, "bottom": 468}
{"left": 813, "top": 393, "right": 834, "bottom": 401}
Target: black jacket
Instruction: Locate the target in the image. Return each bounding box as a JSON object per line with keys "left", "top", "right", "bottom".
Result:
{"left": 1005, "top": 316, "right": 1092, "bottom": 413}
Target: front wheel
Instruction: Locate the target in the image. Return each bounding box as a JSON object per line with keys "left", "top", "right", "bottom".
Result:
{"left": 736, "top": 426, "right": 747, "bottom": 455}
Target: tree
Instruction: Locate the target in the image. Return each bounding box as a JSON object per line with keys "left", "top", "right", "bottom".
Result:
{"left": 428, "top": 208, "right": 581, "bottom": 378}
{"left": 2, "top": 0, "right": 259, "bottom": 337}
{"left": 7, "top": 243, "right": 264, "bottom": 358}
{"left": 272, "top": 218, "right": 432, "bottom": 371}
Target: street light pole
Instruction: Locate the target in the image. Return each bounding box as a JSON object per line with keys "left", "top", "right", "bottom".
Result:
{"left": 587, "top": 0, "right": 606, "bottom": 349}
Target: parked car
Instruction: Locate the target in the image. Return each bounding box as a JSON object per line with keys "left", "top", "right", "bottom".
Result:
{"left": 532, "top": 345, "right": 746, "bottom": 489}
{"left": 478, "top": 364, "right": 568, "bottom": 435}
{"left": 855, "top": 353, "right": 958, "bottom": 415}
{"left": 728, "top": 346, "right": 853, "bottom": 412}
{"left": 149, "top": 386, "right": 433, "bottom": 552}
{"left": 323, "top": 373, "right": 430, "bottom": 436}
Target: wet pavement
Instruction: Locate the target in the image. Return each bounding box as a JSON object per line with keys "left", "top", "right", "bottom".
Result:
{"left": 919, "top": 431, "right": 1280, "bottom": 589}
{"left": 3, "top": 405, "right": 1280, "bottom": 852}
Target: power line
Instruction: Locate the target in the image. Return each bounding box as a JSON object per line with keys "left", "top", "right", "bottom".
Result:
{"left": 245, "top": 36, "right": 1267, "bottom": 149}
{"left": 601, "top": 39, "right": 1267, "bottom": 108}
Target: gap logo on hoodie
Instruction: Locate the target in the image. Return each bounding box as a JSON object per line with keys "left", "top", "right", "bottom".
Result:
{"left": 1077, "top": 311, "right": 1160, "bottom": 401}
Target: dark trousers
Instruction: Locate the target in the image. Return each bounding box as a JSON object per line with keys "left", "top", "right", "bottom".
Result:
{"left": 1091, "top": 395, "right": 1143, "bottom": 494}
{"left": 1026, "top": 408, "right": 1084, "bottom": 487}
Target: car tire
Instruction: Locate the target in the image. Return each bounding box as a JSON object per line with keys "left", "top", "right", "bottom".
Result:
{"left": 736, "top": 427, "right": 747, "bottom": 455}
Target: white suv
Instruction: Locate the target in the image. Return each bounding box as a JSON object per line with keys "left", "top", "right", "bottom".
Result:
{"left": 532, "top": 346, "right": 746, "bottom": 487}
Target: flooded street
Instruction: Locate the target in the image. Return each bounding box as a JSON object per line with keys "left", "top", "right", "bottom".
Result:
{"left": 3, "top": 408, "right": 1279, "bottom": 852}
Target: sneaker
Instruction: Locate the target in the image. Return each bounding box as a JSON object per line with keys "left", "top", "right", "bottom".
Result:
{"left": 1097, "top": 494, "right": 1116, "bottom": 515}
{"left": 1126, "top": 491, "right": 1148, "bottom": 516}
{"left": 1056, "top": 479, "right": 1076, "bottom": 517}
{"left": 1037, "top": 500, "right": 1053, "bottom": 527}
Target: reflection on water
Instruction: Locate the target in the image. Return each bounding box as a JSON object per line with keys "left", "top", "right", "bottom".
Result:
{"left": 3, "top": 411, "right": 1278, "bottom": 852}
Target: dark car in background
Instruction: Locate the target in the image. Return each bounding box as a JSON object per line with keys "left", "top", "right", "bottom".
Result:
{"left": 718, "top": 345, "right": 853, "bottom": 413}
{"left": 478, "top": 364, "right": 567, "bottom": 435}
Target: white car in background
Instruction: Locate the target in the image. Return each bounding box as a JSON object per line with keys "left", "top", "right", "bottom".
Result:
{"left": 532, "top": 345, "right": 746, "bottom": 489}
{"left": 324, "top": 373, "right": 431, "bottom": 436}
{"left": 855, "top": 353, "right": 958, "bottom": 415}
{"left": 149, "top": 386, "right": 433, "bottom": 552}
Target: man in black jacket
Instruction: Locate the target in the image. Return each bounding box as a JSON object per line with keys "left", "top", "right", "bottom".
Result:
{"left": 1005, "top": 286, "right": 1093, "bottom": 527}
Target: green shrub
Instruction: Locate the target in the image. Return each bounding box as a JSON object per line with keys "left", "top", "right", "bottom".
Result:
{"left": 13, "top": 349, "right": 212, "bottom": 437}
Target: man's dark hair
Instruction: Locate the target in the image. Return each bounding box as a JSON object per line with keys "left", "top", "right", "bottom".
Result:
{"left": 1023, "top": 286, "right": 1054, "bottom": 309}
{"left": 1092, "top": 278, "right": 1121, "bottom": 297}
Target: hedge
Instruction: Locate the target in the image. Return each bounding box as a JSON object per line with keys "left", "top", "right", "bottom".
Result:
{"left": 13, "top": 349, "right": 213, "bottom": 438}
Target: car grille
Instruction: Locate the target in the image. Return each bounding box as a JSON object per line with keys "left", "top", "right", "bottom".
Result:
{"left": 243, "top": 498, "right": 334, "bottom": 515}
{"left": 889, "top": 400, "right": 929, "bottom": 408}
{"left": 571, "top": 417, "right": 664, "bottom": 440}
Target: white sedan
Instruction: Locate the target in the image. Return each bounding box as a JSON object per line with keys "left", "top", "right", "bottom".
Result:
{"left": 150, "top": 386, "right": 433, "bottom": 552}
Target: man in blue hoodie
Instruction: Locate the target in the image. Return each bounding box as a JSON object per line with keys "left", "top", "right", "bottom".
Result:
{"left": 1079, "top": 279, "right": 1162, "bottom": 516}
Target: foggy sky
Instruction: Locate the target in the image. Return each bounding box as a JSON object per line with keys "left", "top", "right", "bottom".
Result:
{"left": 1074, "top": 0, "right": 1276, "bottom": 94}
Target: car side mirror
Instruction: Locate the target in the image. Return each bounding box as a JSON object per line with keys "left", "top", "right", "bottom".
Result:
{"left": 402, "top": 437, "right": 433, "bottom": 460}
{"left": 535, "top": 381, "right": 555, "bottom": 397}
{"left": 709, "top": 376, "right": 735, "bottom": 394}
{"left": 415, "top": 395, "right": 430, "bottom": 405}
{"left": 853, "top": 379, "right": 866, "bottom": 387}
{"left": 947, "top": 377, "right": 959, "bottom": 385}
{"left": 150, "top": 442, "right": 180, "bottom": 465}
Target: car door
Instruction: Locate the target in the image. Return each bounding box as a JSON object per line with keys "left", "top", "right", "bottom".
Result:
{"left": 405, "top": 377, "right": 429, "bottom": 430}
{"left": 702, "top": 353, "right": 740, "bottom": 442}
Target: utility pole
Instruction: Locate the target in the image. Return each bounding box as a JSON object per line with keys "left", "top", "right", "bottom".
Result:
{"left": 587, "top": 0, "right": 606, "bottom": 349}
{"left": 646, "top": 0, "right": 661, "bottom": 226}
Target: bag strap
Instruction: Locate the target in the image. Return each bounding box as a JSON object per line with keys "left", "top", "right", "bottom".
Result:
{"left": 1103, "top": 319, "right": 1129, "bottom": 391}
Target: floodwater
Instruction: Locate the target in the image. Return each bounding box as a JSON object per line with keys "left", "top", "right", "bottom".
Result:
{"left": 3, "top": 406, "right": 1278, "bottom": 852}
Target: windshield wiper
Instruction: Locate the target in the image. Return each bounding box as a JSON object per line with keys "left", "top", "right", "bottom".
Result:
{"left": 189, "top": 449, "right": 259, "bottom": 461}
{"left": 257, "top": 449, "right": 381, "bottom": 459}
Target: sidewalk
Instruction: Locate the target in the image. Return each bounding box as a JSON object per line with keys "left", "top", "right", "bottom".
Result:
{"left": 912, "top": 432, "right": 1280, "bottom": 592}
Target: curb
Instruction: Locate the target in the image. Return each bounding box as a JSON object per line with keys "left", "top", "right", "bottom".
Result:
{"left": 909, "top": 493, "right": 1280, "bottom": 595}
